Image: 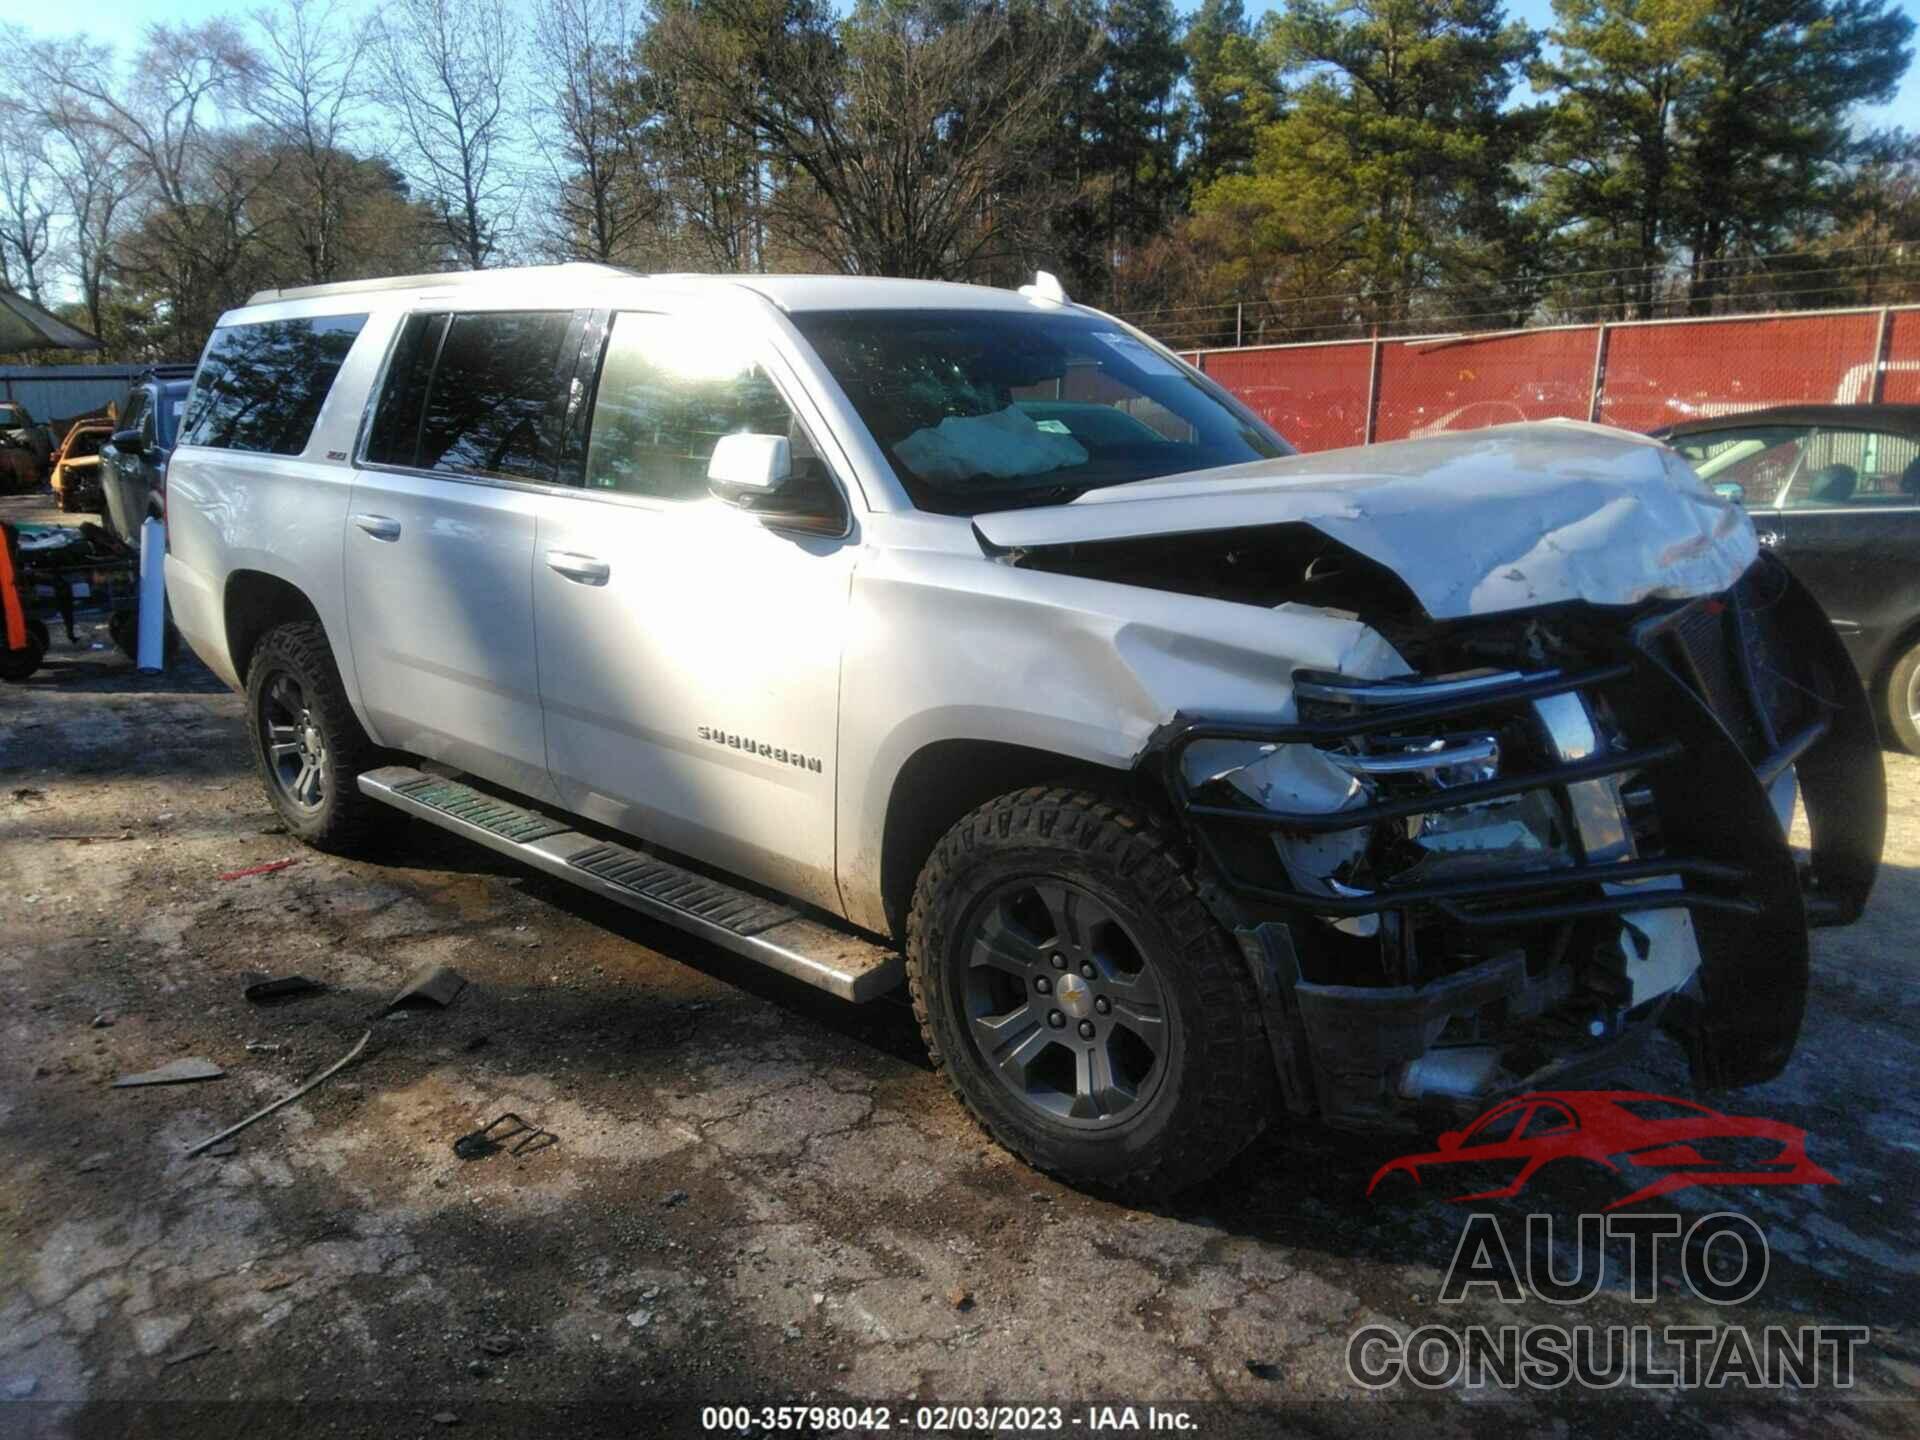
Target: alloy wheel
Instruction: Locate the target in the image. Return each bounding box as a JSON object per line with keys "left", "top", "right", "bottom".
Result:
{"left": 957, "top": 878, "right": 1172, "bottom": 1130}
{"left": 260, "top": 671, "right": 327, "bottom": 811}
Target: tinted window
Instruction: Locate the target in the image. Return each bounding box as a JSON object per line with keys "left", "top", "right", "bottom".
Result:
{"left": 365, "top": 313, "right": 445, "bottom": 467}
{"left": 582, "top": 312, "right": 798, "bottom": 500}
{"left": 365, "top": 313, "right": 444, "bottom": 467}
{"left": 119, "top": 388, "right": 148, "bottom": 437}
{"left": 157, "top": 383, "right": 191, "bottom": 448}
{"left": 417, "top": 311, "right": 572, "bottom": 481}
{"left": 790, "top": 308, "right": 1289, "bottom": 514}
{"left": 180, "top": 313, "right": 368, "bottom": 455}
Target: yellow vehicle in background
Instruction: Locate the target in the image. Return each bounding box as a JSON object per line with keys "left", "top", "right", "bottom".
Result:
{"left": 49, "top": 417, "right": 116, "bottom": 515}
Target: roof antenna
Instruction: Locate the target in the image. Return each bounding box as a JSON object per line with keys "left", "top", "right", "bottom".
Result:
{"left": 1018, "top": 271, "right": 1068, "bottom": 306}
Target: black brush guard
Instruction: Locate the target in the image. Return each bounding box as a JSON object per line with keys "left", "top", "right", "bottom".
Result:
{"left": 1147, "top": 557, "right": 1884, "bottom": 1124}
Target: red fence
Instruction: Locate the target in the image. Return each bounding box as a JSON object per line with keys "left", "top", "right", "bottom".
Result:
{"left": 1177, "top": 304, "right": 1919, "bottom": 452}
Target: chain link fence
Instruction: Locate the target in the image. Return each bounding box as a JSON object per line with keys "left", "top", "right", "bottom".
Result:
{"left": 1173, "top": 303, "right": 1920, "bottom": 452}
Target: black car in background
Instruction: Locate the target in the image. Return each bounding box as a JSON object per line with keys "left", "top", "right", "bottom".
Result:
{"left": 1661, "top": 404, "right": 1920, "bottom": 753}
{"left": 99, "top": 364, "right": 196, "bottom": 543}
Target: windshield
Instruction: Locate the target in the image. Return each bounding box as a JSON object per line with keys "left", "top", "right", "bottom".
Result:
{"left": 789, "top": 308, "right": 1291, "bottom": 514}
{"left": 158, "top": 382, "right": 192, "bottom": 448}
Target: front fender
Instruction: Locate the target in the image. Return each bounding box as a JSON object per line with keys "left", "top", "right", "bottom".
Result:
{"left": 832, "top": 543, "right": 1408, "bottom": 934}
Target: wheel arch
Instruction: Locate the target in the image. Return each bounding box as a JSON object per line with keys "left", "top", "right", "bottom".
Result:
{"left": 875, "top": 738, "right": 1135, "bottom": 946}
{"left": 223, "top": 569, "right": 325, "bottom": 687}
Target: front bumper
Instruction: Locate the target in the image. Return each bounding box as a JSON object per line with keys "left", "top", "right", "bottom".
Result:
{"left": 1148, "top": 556, "right": 1884, "bottom": 1127}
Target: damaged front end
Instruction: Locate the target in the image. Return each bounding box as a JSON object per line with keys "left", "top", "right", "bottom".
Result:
{"left": 1148, "top": 555, "right": 1884, "bottom": 1130}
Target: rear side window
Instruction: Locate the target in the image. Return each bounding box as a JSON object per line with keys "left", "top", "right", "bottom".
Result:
{"left": 365, "top": 314, "right": 444, "bottom": 467}
{"left": 365, "top": 310, "right": 574, "bottom": 482}
{"left": 180, "top": 313, "right": 368, "bottom": 455}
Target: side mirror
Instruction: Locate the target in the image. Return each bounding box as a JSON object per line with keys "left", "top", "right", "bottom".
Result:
{"left": 707, "top": 433, "right": 791, "bottom": 500}
{"left": 1713, "top": 481, "right": 1746, "bottom": 505}
{"left": 1437, "top": 1130, "right": 1463, "bottom": 1152}
{"left": 110, "top": 428, "right": 146, "bottom": 456}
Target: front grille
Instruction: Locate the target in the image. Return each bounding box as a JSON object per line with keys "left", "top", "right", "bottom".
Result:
{"left": 1734, "top": 568, "right": 1820, "bottom": 740}
{"left": 1665, "top": 599, "right": 1769, "bottom": 759}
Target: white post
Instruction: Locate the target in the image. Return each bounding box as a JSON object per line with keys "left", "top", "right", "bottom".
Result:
{"left": 137, "top": 517, "right": 166, "bottom": 674}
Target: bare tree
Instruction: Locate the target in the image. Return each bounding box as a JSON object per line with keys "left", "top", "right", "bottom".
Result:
{"left": 251, "top": 0, "right": 370, "bottom": 284}
{"left": 374, "top": 0, "right": 515, "bottom": 268}
{"left": 644, "top": 0, "right": 1096, "bottom": 279}
{"left": 45, "top": 92, "right": 138, "bottom": 339}
{"left": 46, "top": 22, "right": 276, "bottom": 349}
{"left": 530, "top": 0, "right": 658, "bottom": 264}
{"left": 0, "top": 98, "right": 58, "bottom": 303}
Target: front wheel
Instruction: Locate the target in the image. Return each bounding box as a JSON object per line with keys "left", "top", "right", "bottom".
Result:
{"left": 906, "top": 786, "right": 1274, "bottom": 1194}
{"left": 245, "top": 620, "right": 385, "bottom": 853}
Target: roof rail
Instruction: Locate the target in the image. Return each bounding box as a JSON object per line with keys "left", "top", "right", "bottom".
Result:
{"left": 245, "top": 262, "right": 642, "bottom": 307}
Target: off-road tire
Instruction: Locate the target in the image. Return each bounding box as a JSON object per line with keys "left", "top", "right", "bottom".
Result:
{"left": 1886, "top": 641, "right": 1920, "bottom": 755}
{"left": 906, "top": 785, "right": 1274, "bottom": 1194}
{"left": 245, "top": 620, "right": 384, "bottom": 854}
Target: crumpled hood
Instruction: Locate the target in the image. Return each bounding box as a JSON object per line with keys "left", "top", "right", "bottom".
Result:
{"left": 972, "top": 421, "right": 1757, "bottom": 620}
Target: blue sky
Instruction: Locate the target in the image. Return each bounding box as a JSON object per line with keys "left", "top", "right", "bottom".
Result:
{"left": 3, "top": 0, "right": 1916, "bottom": 126}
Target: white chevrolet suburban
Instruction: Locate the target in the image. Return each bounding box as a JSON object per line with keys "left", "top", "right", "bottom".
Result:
{"left": 164, "top": 263, "right": 1885, "bottom": 1192}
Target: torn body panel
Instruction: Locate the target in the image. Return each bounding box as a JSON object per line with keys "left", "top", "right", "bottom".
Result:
{"left": 1142, "top": 558, "right": 1883, "bottom": 1128}
{"left": 841, "top": 425, "right": 1873, "bottom": 1132}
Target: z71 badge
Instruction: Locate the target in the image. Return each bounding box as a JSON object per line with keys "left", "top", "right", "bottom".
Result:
{"left": 697, "top": 726, "right": 824, "bottom": 773}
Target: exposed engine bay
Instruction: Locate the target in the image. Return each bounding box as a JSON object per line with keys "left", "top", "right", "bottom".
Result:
{"left": 1090, "top": 548, "right": 1885, "bottom": 1130}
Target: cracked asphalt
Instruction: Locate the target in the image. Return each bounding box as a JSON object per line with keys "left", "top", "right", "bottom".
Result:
{"left": 1, "top": 494, "right": 1917, "bottom": 1437}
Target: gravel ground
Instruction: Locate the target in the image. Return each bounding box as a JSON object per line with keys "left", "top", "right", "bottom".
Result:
{"left": 2, "top": 493, "right": 1916, "bottom": 1438}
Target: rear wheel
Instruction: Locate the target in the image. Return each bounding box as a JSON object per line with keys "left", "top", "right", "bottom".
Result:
{"left": 245, "top": 620, "right": 384, "bottom": 853}
{"left": 907, "top": 786, "right": 1273, "bottom": 1194}
{"left": 1887, "top": 641, "right": 1920, "bottom": 755}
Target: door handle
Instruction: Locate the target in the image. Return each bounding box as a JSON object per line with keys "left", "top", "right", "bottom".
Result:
{"left": 351, "top": 513, "right": 402, "bottom": 541}
{"left": 545, "top": 549, "right": 611, "bottom": 585}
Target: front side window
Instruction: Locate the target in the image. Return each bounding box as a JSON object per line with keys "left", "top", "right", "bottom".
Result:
{"left": 1668, "top": 425, "right": 1810, "bottom": 507}
{"left": 179, "top": 313, "right": 368, "bottom": 455}
{"left": 582, "top": 312, "right": 801, "bottom": 501}
{"left": 789, "top": 307, "right": 1290, "bottom": 514}
{"left": 119, "top": 389, "right": 148, "bottom": 438}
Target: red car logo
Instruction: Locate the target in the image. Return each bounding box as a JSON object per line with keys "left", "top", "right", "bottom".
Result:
{"left": 1367, "top": 1091, "right": 1836, "bottom": 1210}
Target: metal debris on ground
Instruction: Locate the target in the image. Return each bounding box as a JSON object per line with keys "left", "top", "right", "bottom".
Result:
{"left": 242, "top": 973, "right": 324, "bottom": 1004}
{"left": 183, "top": 1028, "right": 372, "bottom": 1158}
{"left": 244, "top": 1040, "right": 282, "bottom": 1053}
{"left": 112, "top": 1058, "right": 224, "bottom": 1088}
{"left": 453, "top": 1112, "right": 556, "bottom": 1160}
{"left": 380, "top": 963, "right": 469, "bottom": 1015}
{"left": 50, "top": 832, "right": 133, "bottom": 842}
{"left": 91, "top": 1011, "right": 115, "bottom": 1028}
{"left": 220, "top": 858, "right": 298, "bottom": 881}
